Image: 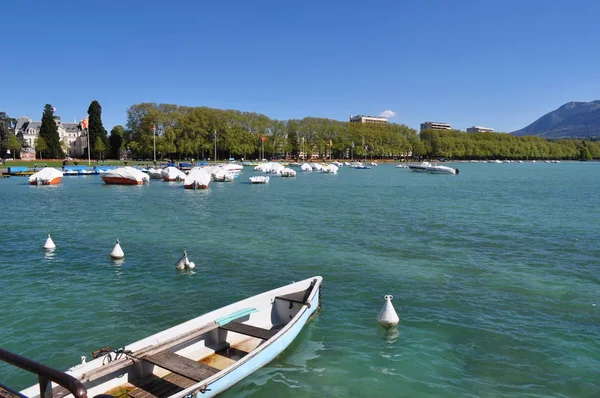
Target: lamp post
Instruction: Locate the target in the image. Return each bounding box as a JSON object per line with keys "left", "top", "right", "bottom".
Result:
{"left": 214, "top": 130, "right": 217, "bottom": 163}
{"left": 153, "top": 124, "right": 157, "bottom": 163}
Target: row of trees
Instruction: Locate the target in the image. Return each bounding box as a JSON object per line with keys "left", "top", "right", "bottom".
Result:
{"left": 2, "top": 102, "right": 600, "bottom": 161}
{"left": 419, "top": 129, "right": 600, "bottom": 160}
{"left": 124, "top": 103, "right": 419, "bottom": 161}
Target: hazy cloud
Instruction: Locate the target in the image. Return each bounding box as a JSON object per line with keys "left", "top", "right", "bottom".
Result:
{"left": 379, "top": 110, "right": 397, "bottom": 118}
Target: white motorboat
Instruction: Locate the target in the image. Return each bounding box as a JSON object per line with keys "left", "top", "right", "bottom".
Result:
{"left": 249, "top": 176, "right": 269, "bottom": 184}
{"left": 300, "top": 163, "right": 312, "bottom": 172}
{"left": 280, "top": 168, "right": 296, "bottom": 177}
{"left": 426, "top": 165, "right": 459, "bottom": 175}
{"left": 101, "top": 167, "right": 150, "bottom": 185}
{"left": 212, "top": 169, "right": 235, "bottom": 182}
{"left": 29, "top": 167, "right": 63, "bottom": 185}
{"left": 322, "top": 164, "right": 338, "bottom": 174}
{"left": 407, "top": 161, "right": 431, "bottom": 172}
{"left": 7, "top": 277, "right": 322, "bottom": 398}
{"left": 144, "top": 167, "right": 163, "bottom": 179}
{"left": 161, "top": 167, "right": 186, "bottom": 182}
{"left": 184, "top": 167, "right": 211, "bottom": 189}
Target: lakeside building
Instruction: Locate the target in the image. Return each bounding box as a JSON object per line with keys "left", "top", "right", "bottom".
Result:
{"left": 349, "top": 115, "right": 388, "bottom": 124}
{"left": 420, "top": 121, "right": 452, "bottom": 131}
{"left": 467, "top": 126, "right": 494, "bottom": 133}
{"left": 14, "top": 116, "right": 85, "bottom": 158}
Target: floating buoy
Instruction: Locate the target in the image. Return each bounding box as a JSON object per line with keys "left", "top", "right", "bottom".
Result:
{"left": 377, "top": 295, "right": 399, "bottom": 329}
{"left": 110, "top": 239, "right": 124, "bottom": 259}
{"left": 176, "top": 249, "right": 188, "bottom": 270}
{"left": 44, "top": 234, "right": 56, "bottom": 250}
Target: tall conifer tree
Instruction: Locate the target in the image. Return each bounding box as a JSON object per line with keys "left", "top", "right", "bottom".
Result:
{"left": 38, "top": 104, "right": 64, "bottom": 158}
{"left": 87, "top": 100, "right": 110, "bottom": 160}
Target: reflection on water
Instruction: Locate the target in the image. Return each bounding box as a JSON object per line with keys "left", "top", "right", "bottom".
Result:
{"left": 381, "top": 326, "right": 400, "bottom": 343}
{"left": 226, "top": 337, "right": 325, "bottom": 397}
{"left": 111, "top": 258, "right": 125, "bottom": 266}
{"left": 44, "top": 249, "right": 55, "bottom": 260}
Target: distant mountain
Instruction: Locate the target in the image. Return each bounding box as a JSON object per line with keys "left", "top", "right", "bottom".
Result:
{"left": 511, "top": 100, "right": 600, "bottom": 139}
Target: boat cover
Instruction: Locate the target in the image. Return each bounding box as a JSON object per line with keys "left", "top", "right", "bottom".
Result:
{"left": 28, "top": 167, "right": 63, "bottom": 183}
{"left": 161, "top": 166, "right": 186, "bottom": 180}
{"left": 185, "top": 167, "right": 211, "bottom": 186}
{"left": 104, "top": 167, "right": 150, "bottom": 183}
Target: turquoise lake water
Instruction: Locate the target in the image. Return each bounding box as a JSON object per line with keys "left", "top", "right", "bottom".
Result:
{"left": 0, "top": 162, "right": 599, "bottom": 397}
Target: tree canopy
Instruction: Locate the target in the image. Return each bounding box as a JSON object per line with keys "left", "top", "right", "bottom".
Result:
{"left": 124, "top": 103, "right": 419, "bottom": 161}
{"left": 87, "top": 101, "right": 110, "bottom": 160}
{"left": 0, "top": 112, "right": 16, "bottom": 157}
{"left": 38, "top": 105, "right": 64, "bottom": 158}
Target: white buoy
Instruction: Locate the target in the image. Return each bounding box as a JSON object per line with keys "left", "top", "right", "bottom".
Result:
{"left": 187, "top": 261, "right": 196, "bottom": 269}
{"left": 43, "top": 234, "right": 56, "bottom": 250}
{"left": 175, "top": 249, "right": 188, "bottom": 270}
{"left": 377, "top": 295, "right": 400, "bottom": 329}
{"left": 110, "top": 239, "right": 124, "bottom": 259}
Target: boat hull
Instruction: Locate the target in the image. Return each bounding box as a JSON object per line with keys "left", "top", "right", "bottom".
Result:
{"left": 189, "top": 282, "right": 321, "bottom": 397}
{"left": 29, "top": 177, "right": 62, "bottom": 185}
{"left": 18, "top": 276, "right": 322, "bottom": 398}
{"left": 184, "top": 183, "right": 209, "bottom": 189}
{"left": 101, "top": 177, "right": 143, "bottom": 185}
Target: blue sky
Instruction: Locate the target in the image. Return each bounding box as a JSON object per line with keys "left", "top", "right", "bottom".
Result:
{"left": 2, "top": 0, "right": 599, "bottom": 133}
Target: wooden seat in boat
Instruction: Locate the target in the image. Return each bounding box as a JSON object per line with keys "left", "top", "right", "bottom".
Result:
{"left": 219, "top": 322, "right": 279, "bottom": 340}
{"left": 142, "top": 351, "right": 219, "bottom": 382}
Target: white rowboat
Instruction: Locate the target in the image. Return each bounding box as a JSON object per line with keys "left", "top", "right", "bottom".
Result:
{"left": 8, "top": 276, "right": 322, "bottom": 398}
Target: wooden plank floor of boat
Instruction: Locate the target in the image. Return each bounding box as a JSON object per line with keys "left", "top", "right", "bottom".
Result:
{"left": 128, "top": 346, "right": 249, "bottom": 398}
{"left": 128, "top": 372, "right": 196, "bottom": 398}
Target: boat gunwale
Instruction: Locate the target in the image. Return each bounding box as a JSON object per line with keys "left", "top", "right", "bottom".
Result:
{"left": 170, "top": 276, "right": 322, "bottom": 397}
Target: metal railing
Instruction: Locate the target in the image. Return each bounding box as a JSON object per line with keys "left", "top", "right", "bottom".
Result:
{"left": 0, "top": 348, "right": 87, "bottom": 398}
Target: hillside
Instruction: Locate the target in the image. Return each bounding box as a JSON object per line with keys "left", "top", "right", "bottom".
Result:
{"left": 511, "top": 100, "right": 600, "bottom": 139}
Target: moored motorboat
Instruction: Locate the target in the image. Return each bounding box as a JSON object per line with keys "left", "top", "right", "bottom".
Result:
{"left": 161, "top": 166, "right": 186, "bottom": 182}
{"left": 144, "top": 167, "right": 163, "bottom": 179}
{"left": 9, "top": 276, "right": 322, "bottom": 398}
{"left": 28, "top": 167, "right": 63, "bottom": 185}
{"left": 184, "top": 167, "right": 211, "bottom": 189}
{"left": 425, "top": 164, "right": 459, "bottom": 175}
{"left": 280, "top": 168, "right": 296, "bottom": 177}
{"left": 249, "top": 176, "right": 269, "bottom": 184}
{"left": 407, "top": 161, "right": 431, "bottom": 172}
{"left": 101, "top": 167, "right": 150, "bottom": 185}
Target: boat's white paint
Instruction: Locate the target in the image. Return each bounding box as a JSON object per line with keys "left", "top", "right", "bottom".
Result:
{"left": 407, "top": 161, "right": 431, "bottom": 172}
{"left": 425, "top": 165, "right": 458, "bottom": 175}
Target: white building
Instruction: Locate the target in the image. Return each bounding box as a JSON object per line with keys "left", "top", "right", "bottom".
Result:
{"left": 349, "top": 115, "right": 388, "bottom": 124}
{"left": 467, "top": 126, "right": 494, "bottom": 133}
{"left": 14, "top": 116, "right": 84, "bottom": 157}
{"left": 420, "top": 121, "right": 452, "bottom": 131}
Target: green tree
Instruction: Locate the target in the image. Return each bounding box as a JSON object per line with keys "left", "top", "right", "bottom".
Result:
{"left": 7, "top": 133, "right": 21, "bottom": 159}
{"left": 94, "top": 136, "right": 106, "bottom": 160}
{"left": 109, "top": 125, "right": 125, "bottom": 159}
{"left": 35, "top": 135, "right": 48, "bottom": 159}
{"left": 87, "top": 100, "right": 109, "bottom": 160}
{"left": 38, "top": 104, "right": 64, "bottom": 158}
{"left": 0, "top": 112, "right": 16, "bottom": 157}
{"left": 579, "top": 144, "right": 592, "bottom": 161}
